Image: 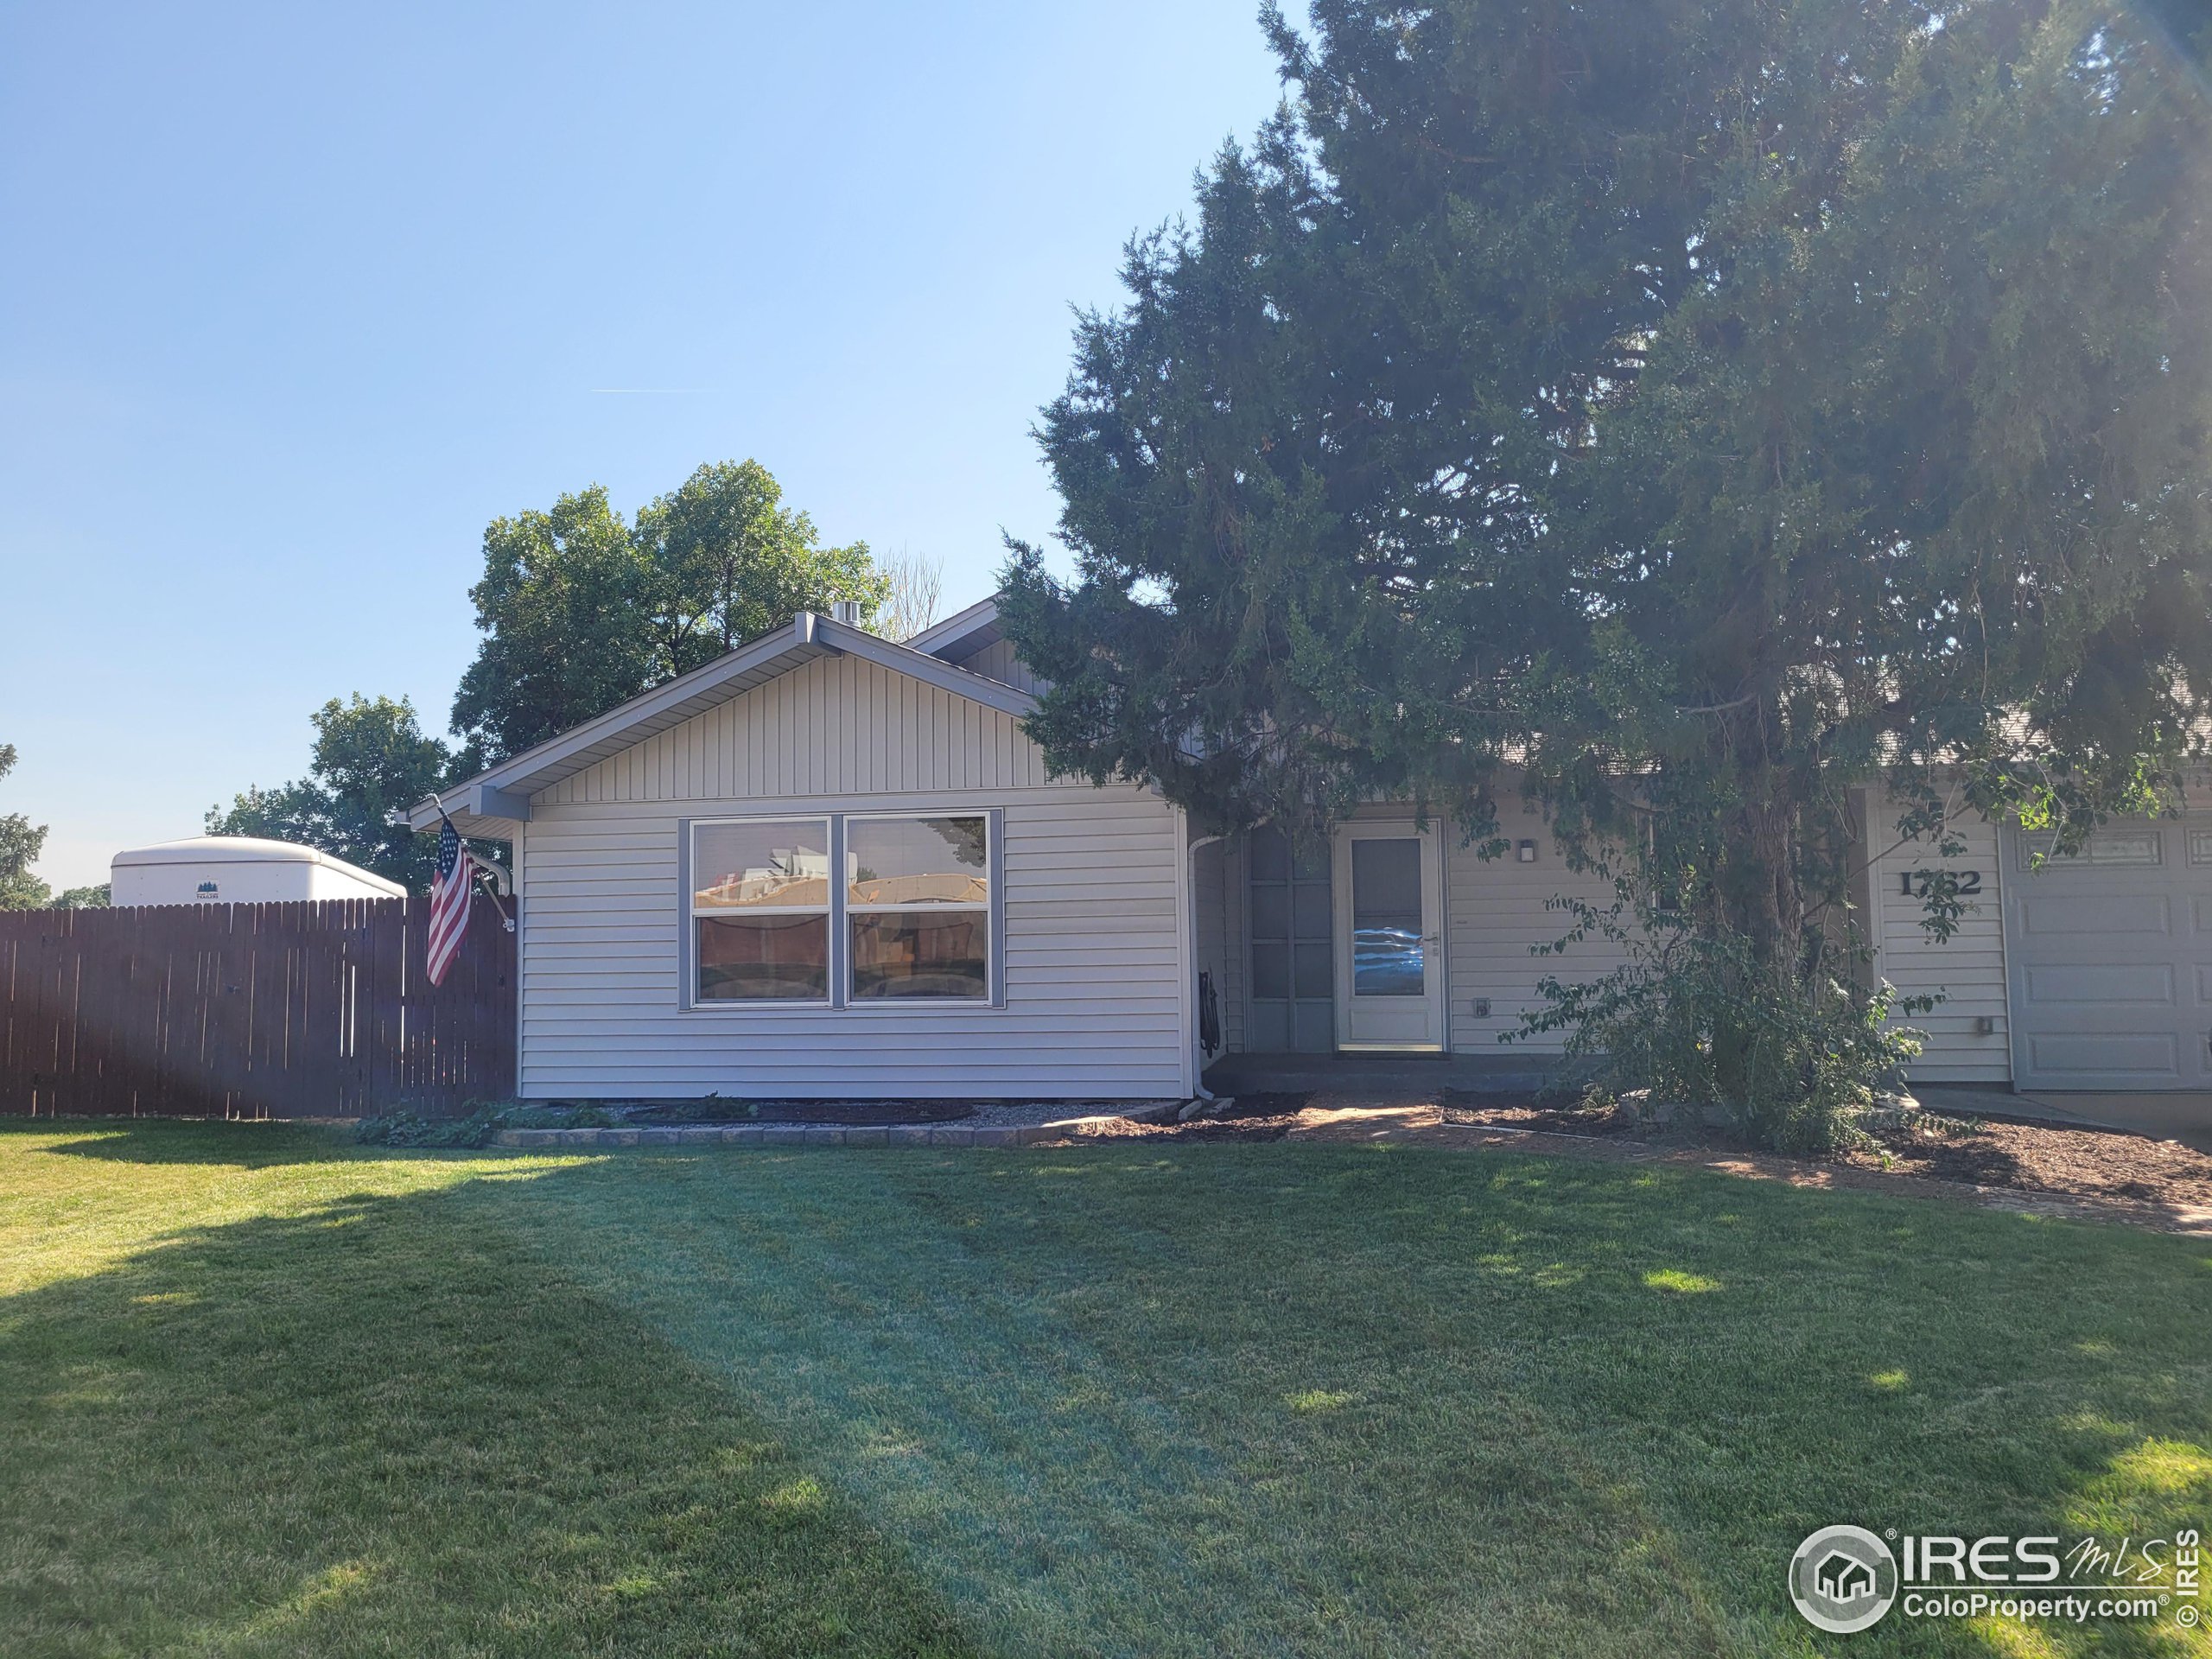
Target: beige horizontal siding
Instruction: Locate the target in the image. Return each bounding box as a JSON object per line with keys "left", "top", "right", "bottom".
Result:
{"left": 518, "top": 749, "right": 1187, "bottom": 1098}
{"left": 1864, "top": 792, "right": 2011, "bottom": 1084}
{"left": 1446, "top": 819, "right": 1637, "bottom": 1054}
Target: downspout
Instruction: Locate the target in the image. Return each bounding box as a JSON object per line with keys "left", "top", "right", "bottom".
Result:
{"left": 1188, "top": 833, "right": 1225, "bottom": 1101}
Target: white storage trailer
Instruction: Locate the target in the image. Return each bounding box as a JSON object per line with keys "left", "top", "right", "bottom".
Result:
{"left": 109, "top": 836, "right": 408, "bottom": 906}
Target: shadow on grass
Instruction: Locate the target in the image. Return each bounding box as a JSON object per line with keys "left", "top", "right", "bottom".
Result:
{"left": 16, "top": 1116, "right": 381, "bottom": 1168}
{"left": 0, "top": 1135, "right": 977, "bottom": 1659}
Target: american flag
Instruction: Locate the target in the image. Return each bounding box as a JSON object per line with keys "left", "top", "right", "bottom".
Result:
{"left": 425, "top": 817, "right": 473, "bottom": 987}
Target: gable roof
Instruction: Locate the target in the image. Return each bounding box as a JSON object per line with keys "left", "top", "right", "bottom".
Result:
{"left": 408, "top": 610, "right": 1038, "bottom": 831}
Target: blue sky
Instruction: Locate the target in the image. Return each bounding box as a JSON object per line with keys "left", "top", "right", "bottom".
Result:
{"left": 0, "top": 3, "right": 1288, "bottom": 888}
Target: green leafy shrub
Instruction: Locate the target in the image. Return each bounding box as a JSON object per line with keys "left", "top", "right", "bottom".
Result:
{"left": 1520, "top": 918, "right": 1930, "bottom": 1155}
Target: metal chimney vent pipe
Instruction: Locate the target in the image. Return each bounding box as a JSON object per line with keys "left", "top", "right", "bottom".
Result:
{"left": 830, "top": 599, "right": 861, "bottom": 626}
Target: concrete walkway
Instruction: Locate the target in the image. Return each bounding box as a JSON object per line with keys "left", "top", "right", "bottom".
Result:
{"left": 1916, "top": 1084, "right": 2212, "bottom": 1154}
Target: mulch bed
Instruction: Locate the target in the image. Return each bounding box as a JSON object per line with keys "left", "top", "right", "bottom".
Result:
{"left": 1081, "top": 1085, "right": 2207, "bottom": 1225}
{"left": 1842, "top": 1113, "right": 2212, "bottom": 1211}
{"left": 1418, "top": 1090, "right": 2212, "bottom": 1218}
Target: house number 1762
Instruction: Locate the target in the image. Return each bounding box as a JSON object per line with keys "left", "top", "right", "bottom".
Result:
{"left": 1901, "top": 869, "right": 1981, "bottom": 896}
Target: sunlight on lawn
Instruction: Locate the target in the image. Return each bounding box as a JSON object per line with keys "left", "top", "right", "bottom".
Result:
{"left": 0, "top": 1126, "right": 596, "bottom": 1300}
{"left": 1642, "top": 1267, "right": 1724, "bottom": 1294}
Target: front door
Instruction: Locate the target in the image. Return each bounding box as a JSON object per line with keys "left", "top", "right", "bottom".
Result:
{"left": 1332, "top": 822, "right": 1446, "bottom": 1051}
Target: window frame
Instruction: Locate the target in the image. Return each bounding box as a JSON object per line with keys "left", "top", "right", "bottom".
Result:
{"left": 684, "top": 815, "right": 837, "bottom": 1008}
{"left": 679, "top": 810, "right": 1003, "bottom": 1012}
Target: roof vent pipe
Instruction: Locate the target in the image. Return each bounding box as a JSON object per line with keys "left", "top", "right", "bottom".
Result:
{"left": 830, "top": 599, "right": 861, "bottom": 626}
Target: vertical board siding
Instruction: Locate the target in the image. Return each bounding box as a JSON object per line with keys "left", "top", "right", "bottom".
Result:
{"left": 1865, "top": 792, "right": 2011, "bottom": 1083}
{"left": 0, "top": 897, "right": 515, "bottom": 1116}
{"left": 517, "top": 657, "right": 1185, "bottom": 1099}
{"left": 539, "top": 654, "right": 1050, "bottom": 808}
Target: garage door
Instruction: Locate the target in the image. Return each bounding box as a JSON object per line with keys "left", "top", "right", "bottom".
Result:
{"left": 2005, "top": 818, "right": 2212, "bottom": 1090}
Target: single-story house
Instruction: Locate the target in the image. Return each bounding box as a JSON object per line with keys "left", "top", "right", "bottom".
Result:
{"left": 410, "top": 600, "right": 2212, "bottom": 1099}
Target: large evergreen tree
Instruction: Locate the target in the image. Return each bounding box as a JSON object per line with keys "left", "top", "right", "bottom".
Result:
{"left": 1004, "top": 0, "right": 2212, "bottom": 1134}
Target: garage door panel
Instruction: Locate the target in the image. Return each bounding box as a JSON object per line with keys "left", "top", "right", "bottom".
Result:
{"left": 2024, "top": 1031, "right": 2182, "bottom": 1083}
{"left": 2009, "top": 817, "right": 2212, "bottom": 1090}
{"left": 2019, "top": 893, "right": 2171, "bottom": 937}
{"left": 2022, "top": 963, "right": 2175, "bottom": 1006}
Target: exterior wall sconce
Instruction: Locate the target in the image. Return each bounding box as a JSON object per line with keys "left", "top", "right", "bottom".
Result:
{"left": 1516, "top": 840, "right": 1537, "bottom": 862}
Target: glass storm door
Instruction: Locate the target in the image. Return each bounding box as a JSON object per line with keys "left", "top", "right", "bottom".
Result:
{"left": 1332, "top": 823, "right": 1446, "bottom": 1051}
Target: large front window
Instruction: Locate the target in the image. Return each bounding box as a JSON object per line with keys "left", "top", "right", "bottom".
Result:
{"left": 688, "top": 813, "right": 994, "bottom": 1007}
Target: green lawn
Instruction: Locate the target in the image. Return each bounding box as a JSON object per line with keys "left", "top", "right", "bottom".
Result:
{"left": 1, "top": 1122, "right": 2207, "bottom": 1658}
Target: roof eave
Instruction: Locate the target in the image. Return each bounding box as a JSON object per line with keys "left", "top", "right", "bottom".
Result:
{"left": 905, "top": 595, "right": 1002, "bottom": 661}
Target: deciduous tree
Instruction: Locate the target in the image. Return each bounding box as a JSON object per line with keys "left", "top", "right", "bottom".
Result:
{"left": 208, "top": 696, "right": 456, "bottom": 892}
{"left": 0, "top": 743, "right": 51, "bottom": 910}
{"left": 454, "top": 461, "right": 883, "bottom": 762}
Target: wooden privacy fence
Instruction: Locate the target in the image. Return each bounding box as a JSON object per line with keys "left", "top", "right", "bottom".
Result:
{"left": 0, "top": 896, "right": 515, "bottom": 1118}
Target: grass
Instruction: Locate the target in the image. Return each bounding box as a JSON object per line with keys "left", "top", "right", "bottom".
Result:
{"left": 0, "top": 1123, "right": 2206, "bottom": 1657}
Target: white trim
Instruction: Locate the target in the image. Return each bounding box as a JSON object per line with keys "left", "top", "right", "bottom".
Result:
{"left": 1436, "top": 812, "right": 1454, "bottom": 1053}
{"left": 683, "top": 810, "right": 1004, "bottom": 1013}
{"left": 1997, "top": 819, "right": 2022, "bottom": 1090}
{"left": 512, "top": 822, "right": 528, "bottom": 1090}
